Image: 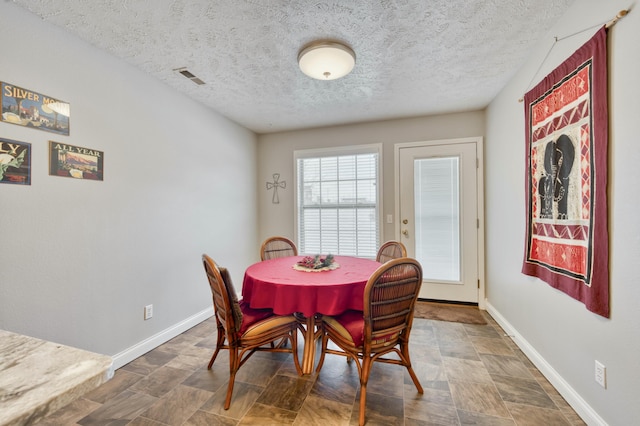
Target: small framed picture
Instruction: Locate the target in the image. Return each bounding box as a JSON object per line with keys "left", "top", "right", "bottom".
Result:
{"left": 1, "top": 82, "right": 70, "bottom": 136}
{"left": 49, "top": 141, "right": 103, "bottom": 181}
{"left": 0, "top": 137, "right": 31, "bottom": 185}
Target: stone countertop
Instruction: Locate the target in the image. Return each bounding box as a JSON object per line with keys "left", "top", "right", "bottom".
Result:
{"left": 0, "top": 329, "right": 113, "bottom": 426}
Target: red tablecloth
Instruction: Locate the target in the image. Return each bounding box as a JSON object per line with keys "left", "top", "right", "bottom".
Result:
{"left": 242, "top": 256, "right": 381, "bottom": 318}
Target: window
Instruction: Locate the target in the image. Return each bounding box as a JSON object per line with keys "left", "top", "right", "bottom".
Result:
{"left": 414, "top": 156, "right": 461, "bottom": 281}
{"left": 295, "top": 145, "right": 381, "bottom": 258}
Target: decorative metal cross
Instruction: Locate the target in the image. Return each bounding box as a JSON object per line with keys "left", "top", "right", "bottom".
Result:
{"left": 266, "top": 173, "right": 286, "bottom": 204}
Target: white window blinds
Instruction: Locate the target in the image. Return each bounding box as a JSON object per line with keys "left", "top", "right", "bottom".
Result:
{"left": 295, "top": 145, "right": 381, "bottom": 258}
{"left": 414, "top": 156, "right": 461, "bottom": 281}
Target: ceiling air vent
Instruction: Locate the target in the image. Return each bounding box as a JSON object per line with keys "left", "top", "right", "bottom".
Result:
{"left": 174, "top": 67, "right": 205, "bottom": 85}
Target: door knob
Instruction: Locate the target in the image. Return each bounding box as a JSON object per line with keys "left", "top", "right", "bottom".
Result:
{"left": 402, "top": 219, "right": 408, "bottom": 224}
{"left": 402, "top": 229, "right": 409, "bottom": 237}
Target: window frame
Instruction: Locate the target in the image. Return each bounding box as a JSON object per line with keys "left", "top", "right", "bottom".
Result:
{"left": 293, "top": 143, "right": 383, "bottom": 259}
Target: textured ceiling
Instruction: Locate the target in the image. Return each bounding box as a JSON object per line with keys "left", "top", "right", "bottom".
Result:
{"left": 12, "top": 0, "right": 574, "bottom": 134}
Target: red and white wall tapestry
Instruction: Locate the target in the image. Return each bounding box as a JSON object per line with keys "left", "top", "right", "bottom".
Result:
{"left": 522, "top": 27, "right": 609, "bottom": 317}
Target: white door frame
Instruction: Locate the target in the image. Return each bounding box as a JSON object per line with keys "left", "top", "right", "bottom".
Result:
{"left": 394, "top": 137, "right": 486, "bottom": 309}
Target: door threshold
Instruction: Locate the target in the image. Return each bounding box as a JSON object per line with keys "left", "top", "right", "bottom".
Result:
{"left": 418, "top": 298, "right": 479, "bottom": 308}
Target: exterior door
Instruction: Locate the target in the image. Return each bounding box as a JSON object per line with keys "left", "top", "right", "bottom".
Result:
{"left": 396, "top": 138, "right": 482, "bottom": 303}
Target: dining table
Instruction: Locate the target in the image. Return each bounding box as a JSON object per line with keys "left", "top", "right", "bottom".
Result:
{"left": 242, "top": 255, "right": 381, "bottom": 374}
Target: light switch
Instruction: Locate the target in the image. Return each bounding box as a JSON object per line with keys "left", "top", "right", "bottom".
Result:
{"left": 386, "top": 214, "right": 393, "bottom": 224}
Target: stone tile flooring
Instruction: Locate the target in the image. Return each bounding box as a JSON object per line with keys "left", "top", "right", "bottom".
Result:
{"left": 37, "top": 311, "right": 586, "bottom": 425}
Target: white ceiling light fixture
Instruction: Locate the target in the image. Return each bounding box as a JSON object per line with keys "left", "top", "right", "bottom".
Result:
{"left": 298, "top": 41, "right": 356, "bottom": 81}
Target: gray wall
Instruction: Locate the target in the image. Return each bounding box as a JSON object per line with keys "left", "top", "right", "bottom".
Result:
{"left": 485, "top": 0, "right": 640, "bottom": 424}
{"left": 0, "top": 3, "right": 258, "bottom": 366}
{"left": 257, "top": 112, "right": 485, "bottom": 244}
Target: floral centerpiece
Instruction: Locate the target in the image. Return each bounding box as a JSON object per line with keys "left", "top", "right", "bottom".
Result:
{"left": 293, "top": 254, "right": 340, "bottom": 272}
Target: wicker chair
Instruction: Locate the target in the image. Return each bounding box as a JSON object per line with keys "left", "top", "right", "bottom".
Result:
{"left": 316, "top": 258, "right": 424, "bottom": 426}
{"left": 202, "top": 254, "right": 302, "bottom": 409}
{"left": 260, "top": 236, "right": 298, "bottom": 261}
{"left": 376, "top": 240, "right": 407, "bottom": 263}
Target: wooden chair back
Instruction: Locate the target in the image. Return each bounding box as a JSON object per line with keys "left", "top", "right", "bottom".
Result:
{"left": 364, "top": 257, "right": 422, "bottom": 350}
{"left": 202, "top": 254, "right": 237, "bottom": 339}
{"left": 376, "top": 240, "right": 407, "bottom": 263}
{"left": 260, "top": 236, "right": 298, "bottom": 260}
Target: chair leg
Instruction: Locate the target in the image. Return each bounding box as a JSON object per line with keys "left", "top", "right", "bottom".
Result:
{"left": 294, "top": 312, "right": 307, "bottom": 337}
{"left": 275, "top": 336, "right": 290, "bottom": 348}
{"left": 315, "top": 332, "right": 329, "bottom": 373}
{"left": 406, "top": 364, "right": 424, "bottom": 394}
{"left": 224, "top": 348, "right": 239, "bottom": 410}
{"left": 400, "top": 343, "right": 424, "bottom": 393}
{"left": 358, "top": 357, "right": 372, "bottom": 426}
{"left": 207, "top": 348, "right": 220, "bottom": 370}
{"left": 291, "top": 328, "right": 303, "bottom": 376}
{"left": 208, "top": 327, "right": 227, "bottom": 369}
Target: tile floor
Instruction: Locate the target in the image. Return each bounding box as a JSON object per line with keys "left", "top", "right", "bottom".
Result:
{"left": 37, "top": 311, "right": 586, "bottom": 425}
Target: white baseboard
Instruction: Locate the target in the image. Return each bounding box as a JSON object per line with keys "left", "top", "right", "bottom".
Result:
{"left": 110, "top": 307, "right": 214, "bottom": 370}
{"left": 485, "top": 301, "right": 607, "bottom": 426}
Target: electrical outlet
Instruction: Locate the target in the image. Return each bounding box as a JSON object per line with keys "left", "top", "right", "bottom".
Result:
{"left": 595, "top": 360, "right": 606, "bottom": 388}
{"left": 144, "top": 304, "right": 153, "bottom": 320}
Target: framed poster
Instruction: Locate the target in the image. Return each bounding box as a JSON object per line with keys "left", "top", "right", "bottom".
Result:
{"left": 1, "top": 82, "right": 70, "bottom": 136}
{"left": 522, "top": 27, "right": 609, "bottom": 317}
{"left": 0, "top": 137, "right": 31, "bottom": 185}
{"left": 49, "top": 141, "right": 103, "bottom": 181}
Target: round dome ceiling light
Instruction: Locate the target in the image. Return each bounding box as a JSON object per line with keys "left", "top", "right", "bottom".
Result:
{"left": 298, "top": 41, "right": 356, "bottom": 81}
